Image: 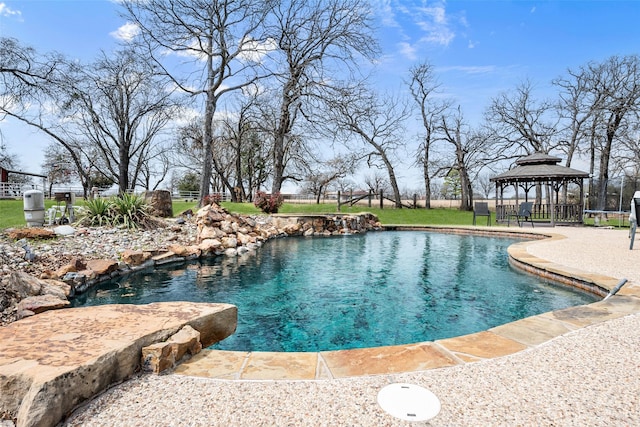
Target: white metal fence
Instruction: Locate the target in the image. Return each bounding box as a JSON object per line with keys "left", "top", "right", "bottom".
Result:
{"left": 0, "top": 183, "right": 43, "bottom": 198}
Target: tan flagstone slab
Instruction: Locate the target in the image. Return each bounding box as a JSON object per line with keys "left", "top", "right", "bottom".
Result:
{"left": 617, "top": 282, "right": 640, "bottom": 297}
{"left": 489, "top": 314, "right": 576, "bottom": 347}
{"left": 450, "top": 353, "right": 483, "bottom": 363}
{"left": 240, "top": 352, "right": 318, "bottom": 380}
{"left": 550, "top": 296, "right": 640, "bottom": 327}
{"left": 0, "top": 302, "right": 237, "bottom": 427}
{"left": 436, "top": 331, "right": 527, "bottom": 359}
{"left": 321, "top": 343, "right": 458, "bottom": 378}
{"left": 174, "top": 349, "right": 248, "bottom": 379}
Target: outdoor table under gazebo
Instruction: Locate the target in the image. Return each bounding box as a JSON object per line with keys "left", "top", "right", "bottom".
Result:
{"left": 490, "top": 152, "right": 589, "bottom": 226}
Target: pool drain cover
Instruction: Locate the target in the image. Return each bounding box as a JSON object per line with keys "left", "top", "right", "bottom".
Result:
{"left": 377, "top": 383, "right": 441, "bottom": 422}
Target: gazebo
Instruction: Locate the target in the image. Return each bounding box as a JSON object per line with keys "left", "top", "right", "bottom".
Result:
{"left": 490, "top": 152, "right": 589, "bottom": 226}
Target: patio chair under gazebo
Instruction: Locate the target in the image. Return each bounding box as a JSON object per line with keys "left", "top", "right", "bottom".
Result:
{"left": 490, "top": 152, "right": 589, "bottom": 226}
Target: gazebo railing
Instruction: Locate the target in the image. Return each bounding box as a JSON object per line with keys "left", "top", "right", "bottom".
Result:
{"left": 496, "top": 203, "right": 583, "bottom": 223}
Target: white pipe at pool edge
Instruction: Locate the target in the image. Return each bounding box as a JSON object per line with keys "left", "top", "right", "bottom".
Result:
{"left": 603, "top": 279, "right": 628, "bottom": 301}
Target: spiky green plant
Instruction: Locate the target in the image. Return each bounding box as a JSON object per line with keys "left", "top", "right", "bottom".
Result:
{"left": 110, "top": 193, "right": 150, "bottom": 229}
{"left": 81, "top": 197, "right": 114, "bottom": 227}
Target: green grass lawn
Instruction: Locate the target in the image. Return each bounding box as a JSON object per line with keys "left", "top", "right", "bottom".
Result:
{"left": 0, "top": 198, "right": 475, "bottom": 229}
{"left": 0, "top": 198, "right": 198, "bottom": 230}
{"left": 221, "top": 201, "right": 475, "bottom": 225}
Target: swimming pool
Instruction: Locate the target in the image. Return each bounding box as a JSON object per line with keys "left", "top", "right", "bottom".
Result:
{"left": 71, "top": 231, "right": 597, "bottom": 351}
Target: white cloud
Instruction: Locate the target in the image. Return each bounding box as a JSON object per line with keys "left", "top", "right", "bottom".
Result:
{"left": 378, "top": 0, "right": 400, "bottom": 28}
{"left": 379, "top": 1, "right": 458, "bottom": 50}
{"left": 437, "top": 65, "right": 496, "bottom": 75}
{"left": 398, "top": 41, "right": 417, "bottom": 61}
{"left": 416, "top": 3, "right": 455, "bottom": 47}
{"left": 422, "top": 5, "right": 446, "bottom": 24}
{"left": 110, "top": 22, "right": 140, "bottom": 42}
{"left": 0, "top": 2, "right": 21, "bottom": 18}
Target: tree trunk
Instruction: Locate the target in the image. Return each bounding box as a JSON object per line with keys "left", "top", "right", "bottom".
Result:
{"left": 597, "top": 141, "right": 612, "bottom": 210}
{"left": 458, "top": 167, "right": 473, "bottom": 211}
{"left": 118, "top": 143, "right": 129, "bottom": 193}
{"left": 422, "top": 145, "right": 431, "bottom": 209}
{"left": 380, "top": 152, "right": 402, "bottom": 208}
{"left": 272, "top": 86, "right": 292, "bottom": 194}
{"left": 272, "top": 131, "right": 285, "bottom": 194}
{"left": 198, "top": 46, "right": 216, "bottom": 207}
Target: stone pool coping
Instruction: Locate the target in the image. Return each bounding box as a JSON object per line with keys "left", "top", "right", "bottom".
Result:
{"left": 173, "top": 225, "right": 640, "bottom": 380}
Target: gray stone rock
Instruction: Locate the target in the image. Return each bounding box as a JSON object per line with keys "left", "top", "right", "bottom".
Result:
{"left": 53, "top": 225, "right": 75, "bottom": 236}
{"left": 8, "top": 272, "right": 42, "bottom": 298}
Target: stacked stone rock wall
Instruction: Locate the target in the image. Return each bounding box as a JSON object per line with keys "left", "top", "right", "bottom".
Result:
{"left": 0, "top": 204, "right": 381, "bottom": 323}
{"left": 195, "top": 204, "right": 381, "bottom": 256}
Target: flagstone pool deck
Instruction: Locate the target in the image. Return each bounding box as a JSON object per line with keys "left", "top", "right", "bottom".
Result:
{"left": 5, "top": 225, "right": 640, "bottom": 426}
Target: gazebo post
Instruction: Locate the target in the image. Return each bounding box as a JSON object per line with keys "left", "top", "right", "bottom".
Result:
{"left": 495, "top": 183, "right": 500, "bottom": 221}
{"left": 550, "top": 179, "right": 556, "bottom": 227}
{"left": 579, "top": 178, "right": 585, "bottom": 223}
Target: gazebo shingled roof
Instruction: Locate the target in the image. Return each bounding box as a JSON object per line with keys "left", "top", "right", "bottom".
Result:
{"left": 490, "top": 152, "right": 589, "bottom": 183}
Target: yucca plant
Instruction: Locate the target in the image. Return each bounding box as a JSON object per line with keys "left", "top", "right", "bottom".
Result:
{"left": 81, "top": 197, "right": 114, "bottom": 227}
{"left": 111, "top": 193, "right": 150, "bottom": 229}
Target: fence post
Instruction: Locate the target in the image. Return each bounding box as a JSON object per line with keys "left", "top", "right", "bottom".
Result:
{"left": 379, "top": 190, "right": 384, "bottom": 209}
{"left": 337, "top": 190, "right": 341, "bottom": 212}
{"left": 368, "top": 189, "right": 372, "bottom": 208}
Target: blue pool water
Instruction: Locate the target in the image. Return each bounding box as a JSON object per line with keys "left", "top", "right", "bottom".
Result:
{"left": 71, "top": 231, "right": 597, "bottom": 352}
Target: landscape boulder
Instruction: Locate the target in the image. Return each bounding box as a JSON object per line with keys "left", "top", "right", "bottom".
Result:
{"left": 141, "top": 325, "right": 203, "bottom": 374}
{"left": 121, "top": 249, "right": 153, "bottom": 266}
{"left": 17, "top": 294, "right": 70, "bottom": 315}
{"left": 86, "top": 259, "right": 119, "bottom": 276}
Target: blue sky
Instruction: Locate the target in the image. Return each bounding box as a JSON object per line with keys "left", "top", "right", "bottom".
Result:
{"left": 1, "top": 0, "right": 639, "bottom": 190}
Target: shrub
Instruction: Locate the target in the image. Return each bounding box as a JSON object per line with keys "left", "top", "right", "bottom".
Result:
{"left": 80, "top": 193, "right": 152, "bottom": 229}
{"left": 111, "top": 193, "right": 151, "bottom": 229}
{"left": 82, "top": 197, "right": 113, "bottom": 227}
{"left": 254, "top": 191, "right": 283, "bottom": 214}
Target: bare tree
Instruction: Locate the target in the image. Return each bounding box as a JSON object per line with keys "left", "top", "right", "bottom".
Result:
{"left": 59, "top": 49, "right": 177, "bottom": 193}
{"left": 0, "top": 38, "right": 104, "bottom": 197}
{"left": 121, "top": 0, "right": 273, "bottom": 205}
{"left": 0, "top": 141, "right": 16, "bottom": 169}
{"left": 216, "top": 91, "right": 267, "bottom": 201}
{"left": 553, "top": 69, "right": 603, "bottom": 168}
{"left": 1, "top": 39, "right": 177, "bottom": 195}
{"left": 41, "top": 143, "right": 76, "bottom": 195}
{"left": 0, "top": 37, "right": 63, "bottom": 102}
{"left": 485, "top": 79, "right": 558, "bottom": 157}
{"left": 302, "top": 155, "right": 356, "bottom": 203}
{"left": 407, "top": 61, "right": 450, "bottom": 209}
{"left": 136, "top": 145, "right": 172, "bottom": 191}
{"left": 362, "top": 170, "right": 391, "bottom": 195}
{"left": 266, "top": 0, "right": 378, "bottom": 193}
{"left": 577, "top": 55, "right": 640, "bottom": 209}
{"left": 438, "top": 106, "right": 489, "bottom": 211}
{"left": 328, "top": 87, "right": 410, "bottom": 208}
{"left": 475, "top": 173, "right": 494, "bottom": 200}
